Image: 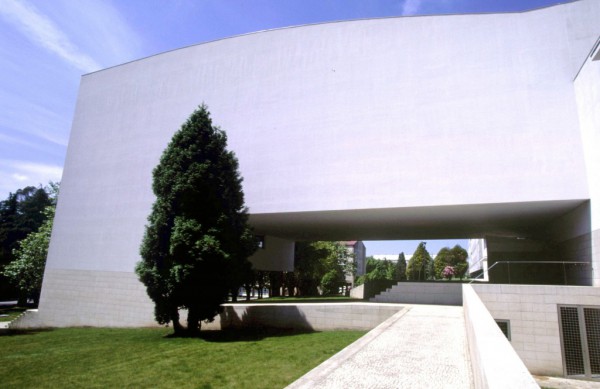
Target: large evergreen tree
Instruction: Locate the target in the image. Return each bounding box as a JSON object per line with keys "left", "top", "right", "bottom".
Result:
{"left": 136, "top": 105, "right": 256, "bottom": 336}
{"left": 406, "top": 242, "right": 433, "bottom": 281}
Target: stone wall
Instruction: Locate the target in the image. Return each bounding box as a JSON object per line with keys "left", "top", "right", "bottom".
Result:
{"left": 463, "top": 285, "right": 538, "bottom": 389}
{"left": 472, "top": 283, "right": 600, "bottom": 376}
{"left": 203, "top": 302, "right": 403, "bottom": 331}
{"left": 371, "top": 282, "right": 463, "bottom": 305}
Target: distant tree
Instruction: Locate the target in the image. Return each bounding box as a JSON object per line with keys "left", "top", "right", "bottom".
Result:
{"left": 433, "top": 245, "right": 469, "bottom": 280}
{"left": 369, "top": 259, "right": 395, "bottom": 282}
{"left": 255, "top": 270, "right": 269, "bottom": 299}
{"left": 294, "top": 241, "right": 350, "bottom": 296}
{"left": 0, "top": 183, "right": 57, "bottom": 301}
{"left": 395, "top": 252, "right": 407, "bottom": 281}
{"left": 0, "top": 186, "right": 52, "bottom": 262}
{"left": 136, "top": 105, "right": 256, "bottom": 336}
{"left": 321, "top": 269, "right": 345, "bottom": 296}
{"left": 406, "top": 242, "right": 433, "bottom": 281}
{"left": 355, "top": 256, "right": 396, "bottom": 285}
{"left": 434, "top": 247, "right": 452, "bottom": 280}
{"left": 283, "top": 271, "right": 298, "bottom": 296}
{"left": 364, "top": 256, "right": 379, "bottom": 274}
{"left": 450, "top": 245, "right": 469, "bottom": 279}
{"left": 3, "top": 206, "right": 54, "bottom": 306}
{"left": 268, "top": 271, "right": 283, "bottom": 297}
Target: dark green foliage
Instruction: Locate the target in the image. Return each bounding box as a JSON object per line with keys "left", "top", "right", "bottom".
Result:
{"left": 433, "top": 245, "right": 469, "bottom": 279}
{"left": 395, "top": 252, "right": 407, "bottom": 281}
{"left": 293, "top": 241, "right": 351, "bottom": 296}
{"left": 136, "top": 105, "right": 256, "bottom": 335}
{"left": 0, "top": 183, "right": 56, "bottom": 301}
{"left": 268, "top": 271, "right": 283, "bottom": 297}
{"left": 3, "top": 206, "right": 54, "bottom": 306}
{"left": 406, "top": 242, "right": 434, "bottom": 281}
{"left": 355, "top": 256, "right": 396, "bottom": 285}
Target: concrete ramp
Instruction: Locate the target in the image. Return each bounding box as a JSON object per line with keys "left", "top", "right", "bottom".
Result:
{"left": 287, "top": 305, "right": 473, "bottom": 388}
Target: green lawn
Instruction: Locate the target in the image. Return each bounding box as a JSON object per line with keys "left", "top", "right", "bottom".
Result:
{"left": 0, "top": 327, "right": 365, "bottom": 388}
{"left": 0, "top": 305, "right": 27, "bottom": 322}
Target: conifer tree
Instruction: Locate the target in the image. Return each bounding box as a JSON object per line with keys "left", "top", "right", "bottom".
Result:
{"left": 136, "top": 105, "right": 256, "bottom": 336}
{"left": 395, "top": 252, "right": 407, "bottom": 281}
{"left": 406, "top": 242, "right": 433, "bottom": 281}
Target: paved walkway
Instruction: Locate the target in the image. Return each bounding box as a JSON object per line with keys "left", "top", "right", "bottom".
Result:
{"left": 287, "top": 304, "right": 473, "bottom": 389}
{"left": 534, "top": 375, "right": 600, "bottom": 388}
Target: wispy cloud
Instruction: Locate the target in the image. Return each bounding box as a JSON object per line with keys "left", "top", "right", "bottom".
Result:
{"left": 0, "top": 0, "right": 101, "bottom": 72}
{"left": 0, "top": 160, "right": 63, "bottom": 198}
{"left": 401, "top": 0, "right": 424, "bottom": 16}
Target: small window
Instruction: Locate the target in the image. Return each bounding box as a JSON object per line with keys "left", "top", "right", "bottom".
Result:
{"left": 495, "top": 319, "right": 511, "bottom": 341}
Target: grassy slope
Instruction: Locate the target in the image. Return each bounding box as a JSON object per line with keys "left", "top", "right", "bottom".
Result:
{"left": 0, "top": 327, "right": 365, "bottom": 388}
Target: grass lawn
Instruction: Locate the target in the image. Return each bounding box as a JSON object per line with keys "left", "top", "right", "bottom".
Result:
{"left": 0, "top": 327, "right": 365, "bottom": 388}
{"left": 0, "top": 305, "right": 27, "bottom": 322}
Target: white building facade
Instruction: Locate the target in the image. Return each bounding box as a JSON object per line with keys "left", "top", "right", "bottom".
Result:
{"left": 29, "top": 0, "right": 600, "bottom": 341}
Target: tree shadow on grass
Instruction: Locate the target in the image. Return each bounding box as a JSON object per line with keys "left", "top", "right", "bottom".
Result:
{"left": 198, "top": 327, "right": 317, "bottom": 343}
{"left": 163, "top": 304, "right": 317, "bottom": 341}
{"left": 0, "top": 328, "right": 53, "bottom": 337}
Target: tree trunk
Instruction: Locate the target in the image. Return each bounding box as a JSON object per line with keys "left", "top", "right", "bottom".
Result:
{"left": 171, "top": 308, "right": 184, "bottom": 336}
{"left": 17, "top": 295, "right": 27, "bottom": 307}
{"left": 187, "top": 307, "right": 200, "bottom": 336}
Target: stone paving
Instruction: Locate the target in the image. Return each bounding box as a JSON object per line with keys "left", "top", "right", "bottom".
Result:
{"left": 535, "top": 375, "right": 600, "bottom": 389}
{"left": 287, "top": 304, "right": 473, "bottom": 389}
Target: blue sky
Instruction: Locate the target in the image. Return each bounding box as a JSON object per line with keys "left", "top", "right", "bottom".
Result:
{"left": 0, "top": 0, "right": 568, "bottom": 256}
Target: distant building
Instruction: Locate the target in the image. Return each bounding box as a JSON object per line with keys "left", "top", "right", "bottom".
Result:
{"left": 341, "top": 241, "right": 366, "bottom": 285}
{"left": 468, "top": 239, "right": 488, "bottom": 281}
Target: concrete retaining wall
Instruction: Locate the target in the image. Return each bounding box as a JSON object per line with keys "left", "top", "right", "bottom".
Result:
{"left": 371, "top": 282, "right": 463, "bottom": 305}
{"left": 349, "top": 284, "right": 364, "bottom": 299}
{"left": 463, "top": 285, "right": 539, "bottom": 389}
{"left": 203, "top": 302, "right": 403, "bottom": 331}
{"left": 472, "top": 283, "right": 600, "bottom": 376}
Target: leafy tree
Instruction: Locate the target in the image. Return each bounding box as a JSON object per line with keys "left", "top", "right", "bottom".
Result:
{"left": 395, "top": 252, "right": 407, "bottom": 281}
{"left": 321, "top": 269, "right": 345, "bottom": 295}
{"left": 294, "top": 241, "right": 351, "bottom": 296}
{"left": 433, "top": 245, "right": 469, "bottom": 280}
{"left": 3, "top": 206, "right": 54, "bottom": 306}
{"left": 0, "top": 186, "right": 52, "bottom": 262}
{"left": 369, "top": 259, "right": 395, "bottom": 282}
{"left": 0, "top": 183, "right": 57, "bottom": 301}
{"left": 136, "top": 105, "right": 256, "bottom": 336}
{"left": 363, "top": 256, "right": 381, "bottom": 275}
{"left": 268, "top": 271, "right": 283, "bottom": 297}
{"left": 406, "top": 242, "right": 433, "bottom": 281}
{"left": 282, "top": 270, "right": 298, "bottom": 296}
{"left": 355, "top": 256, "right": 396, "bottom": 285}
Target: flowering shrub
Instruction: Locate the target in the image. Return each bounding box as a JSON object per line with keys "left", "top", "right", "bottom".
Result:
{"left": 442, "top": 266, "right": 455, "bottom": 280}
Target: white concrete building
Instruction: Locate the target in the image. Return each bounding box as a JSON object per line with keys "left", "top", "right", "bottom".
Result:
{"left": 341, "top": 241, "right": 366, "bottom": 286}
{"left": 18, "top": 0, "right": 600, "bottom": 380}
{"left": 468, "top": 239, "right": 488, "bottom": 281}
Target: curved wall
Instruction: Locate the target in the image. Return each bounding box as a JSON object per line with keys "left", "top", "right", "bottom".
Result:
{"left": 48, "top": 1, "right": 600, "bottom": 274}
{"left": 35, "top": 1, "right": 600, "bottom": 326}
